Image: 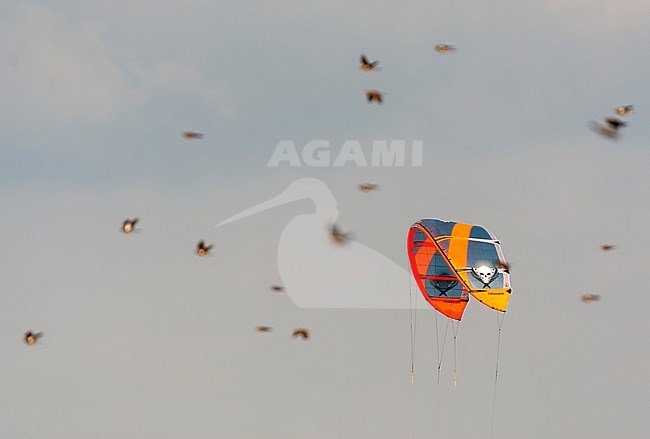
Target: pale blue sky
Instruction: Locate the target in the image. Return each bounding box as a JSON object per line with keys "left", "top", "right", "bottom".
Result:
{"left": 1, "top": 1, "right": 649, "bottom": 438}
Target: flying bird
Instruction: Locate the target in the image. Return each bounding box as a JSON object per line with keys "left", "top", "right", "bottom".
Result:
{"left": 270, "top": 284, "right": 285, "bottom": 292}
{"left": 435, "top": 44, "right": 456, "bottom": 53}
{"left": 121, "top": 218, "right": 139, "bottom": 234}
{"left": 604, "top": 117, "right": 627, "bottom": 130}
{"left": 182, "top": 131, "right": 204, "bottom": 139}
{"left": 581, "top": 294, "right": 601, "bottom": 303}
{"left": 195, "top": 240, "right": 213, "bottom": 256}
{"left": 601, "top": 244, "right": 616, "bottom": 251}
{"left": 292, "top": 328, "right": 310, "bottom": 340}
{"left": 24, "top": 331, "right": 43, "bottom": 345}
{"left": 366, "top": 90, "right": 383, "bottom": 103}
{"left": 590, "top": 121, "right": 619, "bottom": 140}
{"left": 495, "top": 260, "right": 511, "bottom": 272}
{"left": 615, "top": 105, "right": 634, "bottom": 116}
{"left": 330, "top": 223, "right": 351, "bottom": 245}
{"left": 358, "top": 183, "right": 378, "bottom": 192}
{"left": 360, "top": 55, "right": 380, "bottom": 71}
{"left": 256, "top": 326, "right": 273, "bottom": 333}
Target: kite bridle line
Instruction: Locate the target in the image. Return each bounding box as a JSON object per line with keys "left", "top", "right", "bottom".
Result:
{"left": 409, "top": 271, "right": 418, "bottom": 384}
{"left": 490, "top": 311, "right": 506, "bottom": 439}
{"left": 435, "top": 312, "right": 451, "bottom": 385}
{"left": 408, "top": 271, "right": 418, "bottom": 439}
{"left": 451, "top": 318, "right": 461, "bottom": 387}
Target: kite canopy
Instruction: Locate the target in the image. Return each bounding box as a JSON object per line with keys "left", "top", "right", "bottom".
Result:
{"left": 407, "top": 219, "right": 511, "bottom": 320}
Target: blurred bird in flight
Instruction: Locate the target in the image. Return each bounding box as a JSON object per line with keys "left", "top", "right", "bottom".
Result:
{"left": 292, "top": 328, "right": 310, "bottom": 340}
{"left": 24, "top": 331, "right": 43, "bottom": 345}
{"left": 256, "top": 326, "right": 273, "bottom": 333}
{"left": 182, "top": 131, "right": 204, "bottom": 139}
{"left": 121, "top": 218, "right": 139, "bottom": 234}
{"left": 590, "top": 121, "right": 619, "bottom": 140}
{"left": 195, "top": 240, "right": 213, "bottom": 256}
{"left": 604, "top": 117, "right": 627, "bottom": 130}
{"left": 366, "top": 90, "right": 383, "bottom": 103}
{"left": 435, "top": 44, "right": 456, "bottom": 53}
{"left": 360, "top": 55, "right": 380, "bottom": 71}
{"left": 581, "top": 294, "right": 600, "bottom": 303}
{"left": 495, "top": 260, "right": 511, "bottom": 272}
{"left": 615, "top": 105, "right": 634, "bottom": 116}
{"left": 358, "top": 183, "right": 378, "bottom": 192}
{"left": 330, "top": 224, "right": 351, "bottom": 245}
